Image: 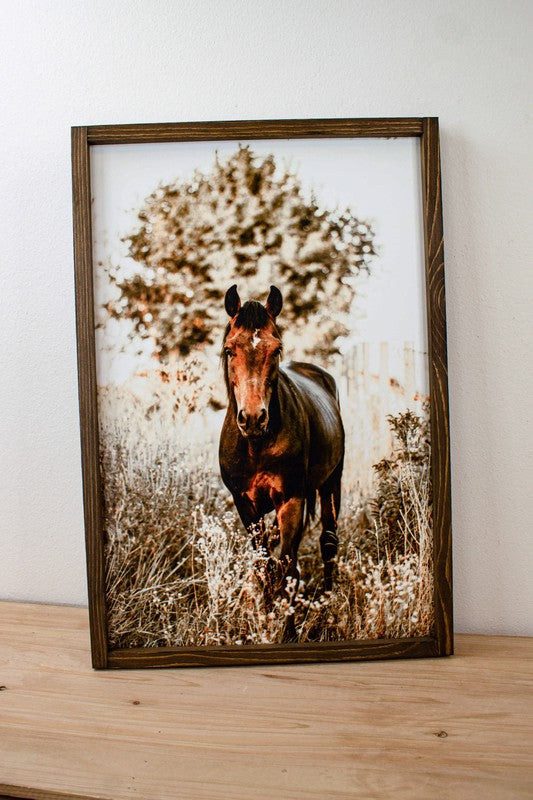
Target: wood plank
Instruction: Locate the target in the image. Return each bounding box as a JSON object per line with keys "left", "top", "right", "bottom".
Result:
{"left": 1, "top": 602, "right": 532, "bottom": 800}
{"left": 86, "top": 118, "right": 424, "bottom": 145}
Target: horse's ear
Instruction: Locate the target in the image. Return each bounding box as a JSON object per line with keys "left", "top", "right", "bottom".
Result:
{"left": 266, "top": 285, "right": 283, "bottom": 319}
{"left": 224, "top": 284, "right": 241, "bottom": 317}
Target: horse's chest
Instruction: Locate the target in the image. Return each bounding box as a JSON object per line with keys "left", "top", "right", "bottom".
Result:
{"left": 243, "top": 471, "right": 283, "bottom": 507}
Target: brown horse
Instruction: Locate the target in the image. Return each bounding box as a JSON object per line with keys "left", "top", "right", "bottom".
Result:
{"left": 219, "top": 284, "right": 345, "bottom": 614}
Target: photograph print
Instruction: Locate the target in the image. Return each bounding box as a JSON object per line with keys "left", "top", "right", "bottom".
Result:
{"left": 80, "top": 121, "right": 451, "bottom": 664}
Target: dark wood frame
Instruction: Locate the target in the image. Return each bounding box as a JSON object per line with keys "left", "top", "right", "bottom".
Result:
{"left": 72, "top": 117, "right": 453, "bottom": 669}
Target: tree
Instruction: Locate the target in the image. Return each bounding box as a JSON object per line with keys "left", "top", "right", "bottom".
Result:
{"left": 107, "top": 145, "right": 375, "bottom": 364}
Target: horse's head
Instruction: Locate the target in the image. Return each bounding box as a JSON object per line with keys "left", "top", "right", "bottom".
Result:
{"left": 223, "top": 284, "right": 283, "bottom": 438}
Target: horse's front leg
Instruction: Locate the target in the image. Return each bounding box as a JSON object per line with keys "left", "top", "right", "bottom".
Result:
{"left": 271, "top": 496, "right": 304, "bottom": 641}
{"left": 231, "top": 493, "right": 268, "bottom": 551}
{"left": 277, "top": 496, "right": 304, "bottom": 586}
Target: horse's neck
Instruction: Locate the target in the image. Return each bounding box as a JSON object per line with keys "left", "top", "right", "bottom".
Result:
{"left": 270, "top": 369, "right": 301, "bottom": 431}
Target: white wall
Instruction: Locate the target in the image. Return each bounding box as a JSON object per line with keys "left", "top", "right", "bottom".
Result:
{"left": 1, "top": 0, "right": 531, "bottom": 636}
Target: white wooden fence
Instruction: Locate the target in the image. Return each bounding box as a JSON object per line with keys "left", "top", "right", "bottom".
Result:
{"left": 332, "top": 341, "right": 429, "bottom": 492}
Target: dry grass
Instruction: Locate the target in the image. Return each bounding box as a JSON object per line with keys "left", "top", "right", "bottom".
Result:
{"left": 100, "top": 376, "right": 434, "bottom": 648}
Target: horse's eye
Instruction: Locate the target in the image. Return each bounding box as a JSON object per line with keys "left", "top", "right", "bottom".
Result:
{"left": 274, "top": 348, "right": 282, "bottom": 358}
{"left": 224, "top": 348, "right": 234, "bottom": 358}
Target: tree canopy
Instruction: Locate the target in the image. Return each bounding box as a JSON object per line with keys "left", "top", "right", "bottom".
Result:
{"left": 107, "top": 145, "right": 375, "bottom": 364}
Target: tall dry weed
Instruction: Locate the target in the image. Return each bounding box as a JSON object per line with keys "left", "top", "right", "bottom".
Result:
{"left": 101, "top": 378, "right": 434, "bottom": 647}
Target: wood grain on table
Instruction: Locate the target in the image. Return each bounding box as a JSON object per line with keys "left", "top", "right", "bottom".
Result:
{"left": 0, "top": 602, "right": 531, "bottom": 800}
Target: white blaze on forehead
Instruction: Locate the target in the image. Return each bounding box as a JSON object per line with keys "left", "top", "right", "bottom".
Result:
{"left": 251, "top": 329, "right": 261, "bottom": 349}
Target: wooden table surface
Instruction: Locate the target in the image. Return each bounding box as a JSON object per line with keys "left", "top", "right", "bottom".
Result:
{"left": 0, "top": 602, "right": 531, "bottom": 800}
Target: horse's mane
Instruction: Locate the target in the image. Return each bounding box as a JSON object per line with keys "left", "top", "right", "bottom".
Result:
{"left": 234, "top": 300, "right": 270, "bottom": 330}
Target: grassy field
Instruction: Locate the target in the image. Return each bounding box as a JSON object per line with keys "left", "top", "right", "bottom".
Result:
{"left": 100, "top": 373, "right": 434, "bottom": 648}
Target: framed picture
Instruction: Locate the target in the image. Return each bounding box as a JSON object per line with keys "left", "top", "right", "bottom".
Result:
{"left": 72, "top": 118, "right": 452, "bottom": 669}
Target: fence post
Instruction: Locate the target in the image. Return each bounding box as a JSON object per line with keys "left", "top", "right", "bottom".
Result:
{"left": 404, "top": 342, "right": 415, "bottom": 405}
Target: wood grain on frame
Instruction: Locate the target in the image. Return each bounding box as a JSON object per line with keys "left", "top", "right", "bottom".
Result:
{"left": 87, "top": 117, "right": 424, "bottom": 145}
{"left": 109, "top": 636, "right": 438, "bottom": 669}
{"left": 71, "top": 118, "right": 453, "bottom": 669}
{"left": 421, "top": 118, "right": 453, "bottom": 656}
{"left": 71, "top": 127, "right": 107, "bottom": 669}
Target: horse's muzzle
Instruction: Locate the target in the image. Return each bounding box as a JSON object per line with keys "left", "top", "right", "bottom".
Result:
{"left": 237, "top": 407, "right": 268, "bottom": 437}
